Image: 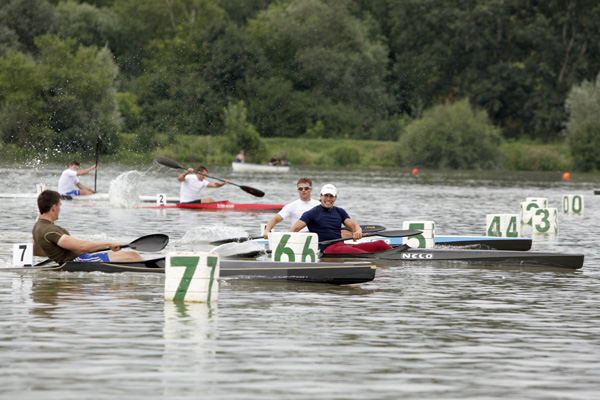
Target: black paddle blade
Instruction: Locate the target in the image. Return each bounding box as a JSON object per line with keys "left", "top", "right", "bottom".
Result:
{"left": 241, "top": 185, "right": 265, "bottom": 198}
{"left": 155, "top": 156, "right": 184, "bottom": 170}
{"left": 127, "top": 234, "right": 169, "bottom": 252}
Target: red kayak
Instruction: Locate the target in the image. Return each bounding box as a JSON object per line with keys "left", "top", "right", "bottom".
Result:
{"left": 139, "top": 200, "right": 283, "bottom": 212}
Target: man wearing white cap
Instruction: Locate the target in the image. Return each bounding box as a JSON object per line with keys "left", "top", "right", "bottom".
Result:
{"left": 290, "top": 184, "right": 392, "bottom": 254}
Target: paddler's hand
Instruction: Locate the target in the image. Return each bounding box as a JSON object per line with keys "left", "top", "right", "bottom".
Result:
{"left": 352, "top": 229, "right": 363, "bottom": 241}
{"left": 109, "top": 243, "right": 122, "bottom": 252}
{"left": 187, "top": 168, "right": 195, "bottom": 174}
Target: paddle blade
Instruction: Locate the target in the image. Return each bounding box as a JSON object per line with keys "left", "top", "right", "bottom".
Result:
{"left": 240, "top": 185, "right": 265, "bottom": 197}
{"left": 127, "top": 234, "right": 169, "bottom": 252}
{"left": 343, "top": 224, "right": 386, "bottom": 233}
{"left": 155, "top": 156, "right": 184, "bottom": 170}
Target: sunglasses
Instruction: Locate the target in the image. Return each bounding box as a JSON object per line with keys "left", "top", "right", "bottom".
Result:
{"left": 297, "top": 186, "right": 312, "bottom": 191}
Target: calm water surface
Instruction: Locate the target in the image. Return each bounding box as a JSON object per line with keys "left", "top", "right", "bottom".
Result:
{"left": 1, "top": 162, "right": 599, "bottom": 399}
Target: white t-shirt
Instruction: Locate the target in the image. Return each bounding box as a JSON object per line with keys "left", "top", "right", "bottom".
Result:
{"left": 58, "top": 169, "right": 79, "bottom": 194}
{"left": 278, "top": 198, "right": 320, "bottom": 231}
{"left": 180, "top": 175, "right": 210, "bottom": 203}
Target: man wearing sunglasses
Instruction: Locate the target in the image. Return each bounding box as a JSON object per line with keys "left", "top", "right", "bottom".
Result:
{"left": 263, "top": 177, "right": 320, "bottom": 238}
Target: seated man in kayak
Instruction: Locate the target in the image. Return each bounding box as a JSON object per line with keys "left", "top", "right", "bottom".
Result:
{"left": 235, "top": 150, "right": 246, "bottom": 163}
{"left": 32, "top": 190, "right": 144, "bottom": 262}
{"left": 263, "top": 177, "right": 320, "bottom": 238}
{"left": 289, "top": 184, "right": 392, "bottom": 254}
{"left": 58, "top": 160, "right": 97, "bottom": 196}
{"left": 178, "top": 166, "right": 229, "bottom": 204}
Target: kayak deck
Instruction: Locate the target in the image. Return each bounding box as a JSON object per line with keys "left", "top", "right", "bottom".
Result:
{"left": 6, "top": 258, "right": 376, "bottom": 285}
{"left": 321, "top": 245, "right": 584, "bottom": 270}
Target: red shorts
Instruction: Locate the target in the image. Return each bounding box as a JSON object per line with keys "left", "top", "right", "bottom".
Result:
{"left": 323, "top": 240, "right": 392, "bottom": 254}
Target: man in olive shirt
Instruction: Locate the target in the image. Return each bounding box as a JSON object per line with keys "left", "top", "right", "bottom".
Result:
{"left": 32, "top": 190, "right": 143, "bottom": 262}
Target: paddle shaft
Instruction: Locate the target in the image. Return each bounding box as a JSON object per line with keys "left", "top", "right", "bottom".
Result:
{"left": 94, "top": 136, "right": 102, "bottom": 192}
{"left": 318, "top": 229, "right": 422, "bottom": 246}
{"left": 209, "top": 224, "right": 387, "bottom": 246}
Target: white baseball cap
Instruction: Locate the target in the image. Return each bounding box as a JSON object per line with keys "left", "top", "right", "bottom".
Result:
{"left": 320, "top": 184, "right": 337, "bottom": 196}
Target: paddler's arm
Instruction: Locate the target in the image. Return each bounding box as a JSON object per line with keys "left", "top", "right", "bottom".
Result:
{"left": 264, "top": 214, "right": 284, "bottom": 238}
{"left": 289, "top": 220, "right": 307, "bottom": 232}
{"left": 343, "top": 218, "right": 362, "bottom": 241}
{"left": 57, "top": 235, "right": 122, "bottom": 253}
{"left": 178, "top": 168, "right": 194, "bottom": 182}
{"left": 207, "top": 180, "right": 228, "bottom": 188}
{"left": 77, "top": 164, "right": 97, "bottom": 176}
{"left": 76, "top": 181, "right": 96, "bottom": 193}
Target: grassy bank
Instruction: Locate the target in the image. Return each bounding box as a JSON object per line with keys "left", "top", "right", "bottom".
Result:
{"left": 0, "top": 134, "right": 574, "bottom": 171}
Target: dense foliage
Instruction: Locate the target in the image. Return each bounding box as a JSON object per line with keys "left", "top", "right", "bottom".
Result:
{"left": 1, "top": 0, "right": 600, "bottom": 168}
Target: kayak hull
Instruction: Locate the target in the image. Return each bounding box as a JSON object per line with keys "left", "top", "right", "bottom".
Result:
{"left": 140, "top": 201, "right": 283, "bottom": 212}
{"left": 231, "top": 162, "right": 290, "bottom": 173}
{"left": 7, "top": 258, "right": 376, "bottom": 285}
{"left": 321, "top": 246, "right": 584, "bottom": 269}
{"left": 254, "top": 235, "right": 533, "bottom": 251}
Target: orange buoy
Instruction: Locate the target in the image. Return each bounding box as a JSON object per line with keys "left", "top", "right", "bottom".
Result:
{"left": 412, "top": 168, "right": 419, "bottom": 176}
{"left": 562, "top": 172, "right": 570, "bottom": 180}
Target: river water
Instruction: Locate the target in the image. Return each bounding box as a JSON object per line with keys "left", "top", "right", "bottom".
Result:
{"left": 0, "top": 162, "right": 599, "bottom": 399}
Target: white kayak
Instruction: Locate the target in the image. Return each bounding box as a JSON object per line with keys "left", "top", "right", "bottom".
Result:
{"left": 231, "top": 162, "right": 290, "bottom": 173}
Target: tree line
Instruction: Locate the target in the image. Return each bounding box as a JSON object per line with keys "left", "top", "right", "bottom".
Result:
{"left": 1, "top": 0, "right": 599, "bottom": 169}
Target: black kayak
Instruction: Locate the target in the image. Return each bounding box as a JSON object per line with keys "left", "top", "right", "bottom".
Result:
{"left": 321, "top": 245, "right": 584, "bottom": 270}
{"left": 7, "top": 258, "right": 376, "bottom": 285}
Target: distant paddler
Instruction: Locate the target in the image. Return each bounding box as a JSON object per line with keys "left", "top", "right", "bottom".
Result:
{"left": 32, "top": 190, "right": 144, "bottom": 262}
{"left": 58, "top": 160, "right": 97, "bottom": 196}
{"left": 178, "top": 165, "right": 229, "bottom": 204}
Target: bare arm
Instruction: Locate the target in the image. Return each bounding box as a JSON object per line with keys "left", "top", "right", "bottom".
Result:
{"left": 77, "top": 165, "right": 97, "bottom": 176}
{"left": 57, "top": 235, "right": 122, "bottom": 253}
{"left": 207, "top": 180, "right": 228, "bottom": 188}
{"left": 177, "top": 168, "right": 194, "bottom": 182}
{"left": 263, "top": 214, "right": 284, "bottom": 238}
{"left": 289, "top": 220, "right": 307, "bottom": 232}
{"left": 343, "top": 218, "right": 363, "bottom": 241}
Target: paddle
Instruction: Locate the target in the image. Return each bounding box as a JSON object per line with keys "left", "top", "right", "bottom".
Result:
{"left": 34, "top": 234, "right": 169, "bottom": 266}
{"left": 94, "top": 136, "right": 102, "bottom": 193}
{"left": 218, "top": 229, "right": 422, "bottom": 258}
{"left": 155, "top": 156, "right": 265, "bottom": 198}
{"left": 318, "top": 229, "right": 423, "bottom": 246}
{"left": 209, "top": 224, "right": 387, "bottom": 246}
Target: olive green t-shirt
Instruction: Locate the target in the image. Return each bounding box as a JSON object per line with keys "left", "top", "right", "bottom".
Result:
{"left": 32, "top": 218, "right": 83, "bottom": 262}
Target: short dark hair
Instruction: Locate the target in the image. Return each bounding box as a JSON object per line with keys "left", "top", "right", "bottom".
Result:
{"left": 37, "top": 190, "right": 61, "bottom": 214}
{"left": 70, "top": 160, "right": 80, "bottom": 166}
{"left": 196, "top": 166, "right": 208, "bottom": 173}
{"left": 297, "top": 177, "right": 312, "bottom": 186}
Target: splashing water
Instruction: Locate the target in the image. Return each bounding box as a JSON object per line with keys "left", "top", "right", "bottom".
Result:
{"left": 109, "top": 171, "right": 144, "bottom": 208}
{"left": 179, "top": 224, "right": 249, "bottom": 244}
{"left": 211, "top": 241, "right": 265, "bottom": 258}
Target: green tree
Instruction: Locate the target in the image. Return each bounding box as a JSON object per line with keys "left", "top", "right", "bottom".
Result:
{"left": 247, "top": 0, "right": 393, "bottom": 138}
{"left": 565, "top": 72, "right": 600, "bottom": 171}
{"left": 223, "top": 100, "right": 266, "bottom": 161}
{"left": 0, "top": 51, "right": 52, "bottom": 149}
{"left": 568, "top": 124, "right": 600, "bottom": 172}
{"left": 50, "top": 1, "right": 127, "bottom": 61}
{"left": 0, "top": 0, "right": 54, "bottom": 53}
{"left": 399, "top": 99, "right": 503, "bottom": 169}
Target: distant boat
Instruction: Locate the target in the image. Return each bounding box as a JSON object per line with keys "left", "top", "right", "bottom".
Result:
{"left": 231, "top": 162, "right": 290, "bottom": 173}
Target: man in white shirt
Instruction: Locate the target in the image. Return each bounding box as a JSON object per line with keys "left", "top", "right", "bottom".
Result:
{"left": 263, "top": 177, "right": 320, "bottom": 238}
{"left": 58, "top": 160, "right": 97, "bottom": 196}
{"left": 178, "top": 165, "right": 228, "bottom": 204}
